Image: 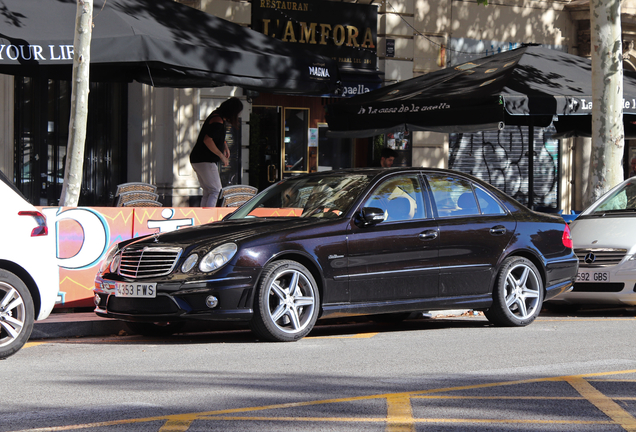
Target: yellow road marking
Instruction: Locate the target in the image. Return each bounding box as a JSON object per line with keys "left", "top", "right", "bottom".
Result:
{"left": 157, "top": 414, "right": 195, "bottom": 432}
{"left": 309, "top": 332, "right": 378, "bottom": 339}
{"left": 198, "top": 415, "right": 612, "bottom": 425}
{"left": 386, "top": 394, "right": 415, "bottom": 432}
{"left": 22, "top": 341, "right": 47, "bottom": 349}
{"left": 565, "top": 376, "right": 636, "bottom": 432}
{"left": 8, "top": 369, "right": 636, "bottom": 432}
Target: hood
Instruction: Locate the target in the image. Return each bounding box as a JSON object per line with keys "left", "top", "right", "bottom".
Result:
{"left": 126, "top": 217, "right": 327, "bottom": 249}
{"left": 570, "top": 216, "right": 636, "bottom": 252}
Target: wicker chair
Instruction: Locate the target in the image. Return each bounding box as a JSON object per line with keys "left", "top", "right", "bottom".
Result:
{"left": 117, "top": 191, "right": 160, "bottom": 207}
{"left": 218, "top": 185, "right": 258, "bottom": 207}
{"left": 122, "top": 199, "right": 163, "bottom": 207}
{"left": 115, "top": 182, "right": 157, "bottom": 196}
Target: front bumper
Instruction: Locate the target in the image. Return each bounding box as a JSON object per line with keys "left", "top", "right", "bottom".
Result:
{"left": 550, "top": 260, "right": 636, "bottom": 306}
{"left": 93, "top": 273, "right": 256, "bottom": 322}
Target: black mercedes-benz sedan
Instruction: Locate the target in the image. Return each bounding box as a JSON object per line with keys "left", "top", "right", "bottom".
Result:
{"left": 94, "top": 168, "right": 578, "bottom": 341}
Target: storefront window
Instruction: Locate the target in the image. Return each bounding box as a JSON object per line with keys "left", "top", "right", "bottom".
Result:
{"left": 14, "top": 77, "right": 126, "bottom": 206}
{"left": 283, "top": 108, "right": 309, "bottom": 174}
{"left": 318, "top": 124, "right": 353, "bottom": 171}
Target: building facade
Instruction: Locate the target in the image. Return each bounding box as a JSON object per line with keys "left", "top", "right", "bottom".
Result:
{"left": 1, "top": 0, "right": 635, "bottom": 211}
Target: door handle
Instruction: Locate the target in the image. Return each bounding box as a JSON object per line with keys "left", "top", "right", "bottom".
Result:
{"left": 419, "top": 230, "right": 438, "bottom": 240}
{"left": 490, "top": 226, "right": 506, "bottom": 235}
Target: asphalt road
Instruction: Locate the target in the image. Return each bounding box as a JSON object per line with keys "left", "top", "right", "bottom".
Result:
{"left": 2, "top": 308, "right": 636, "bottom": 432}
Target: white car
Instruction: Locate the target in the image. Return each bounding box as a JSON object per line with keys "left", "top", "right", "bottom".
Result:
{"left": 551, "top": 176, "right": 636, "bottom": 307}
{"left": 0, "top": 170, "right": 58, "bottom": 359}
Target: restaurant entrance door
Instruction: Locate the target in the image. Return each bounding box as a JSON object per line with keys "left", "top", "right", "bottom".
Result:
{"left": 249, "top": 106, "right": 282, "bottom": 192}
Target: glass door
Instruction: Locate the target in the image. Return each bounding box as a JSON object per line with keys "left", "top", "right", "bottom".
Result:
{"left": 282, "top": 107, "right": 309, "bottom": 175}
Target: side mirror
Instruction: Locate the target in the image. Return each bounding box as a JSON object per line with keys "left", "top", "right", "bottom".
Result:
{"left": 356, "top": 207, "right": 386, "bottom": 227}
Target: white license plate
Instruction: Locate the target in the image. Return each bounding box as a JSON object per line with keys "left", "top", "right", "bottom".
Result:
{"left": 576, "top": 271, "right": 610, "bottom": 283}
{"left": 114, "top": 282, "right": 157, "bottom": 298}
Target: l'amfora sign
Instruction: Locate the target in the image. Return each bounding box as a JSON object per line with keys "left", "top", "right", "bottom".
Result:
{"left": 252, "top": 0, "right": 377, "bottom": 71}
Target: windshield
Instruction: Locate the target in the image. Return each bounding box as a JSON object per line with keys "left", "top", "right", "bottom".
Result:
{"left": 589, "top": 180, "right": 636, "bottom": 214}
{"left": 228, "top": 173, "right": 373, "bottom": 220}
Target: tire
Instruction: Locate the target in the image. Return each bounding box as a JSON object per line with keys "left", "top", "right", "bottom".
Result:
{"left": 0, "top": 269, "right": 35, "bottom": 360}
{"left": 250, "top": 260, "right": 320, "bottom": 342}
{"left": 124, "top": 321, "right": 185, "bottom": 337}
{"left": 484, "top": 256, "right": 544, "bottom": 327}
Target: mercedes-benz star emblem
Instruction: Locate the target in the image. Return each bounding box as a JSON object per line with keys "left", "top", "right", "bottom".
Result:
{"left": 584, "top": 252, "right": 596, "bottom": 264}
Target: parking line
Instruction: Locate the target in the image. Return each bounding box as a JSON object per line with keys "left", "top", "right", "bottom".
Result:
{"left": 309, "top": 332, "right": 379, "bottom": 339}
{"left": 22, "top": 341, "right": 47, "bottom": 349}
{"left": 565, "top": 376, "right": 636, "bottom": 432}
{"left": 386, "top": 394, "right": 415, "bottom": 432}
{"left": 157, "top": 414, "right": 195, "bottom": 432}
{"left": 8, "top": 369, "right": 636, "bottom": 432}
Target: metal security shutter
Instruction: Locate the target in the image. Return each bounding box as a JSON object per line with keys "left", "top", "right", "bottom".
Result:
{"left": 449, "top": 125, "right": 559, "bottom": 210}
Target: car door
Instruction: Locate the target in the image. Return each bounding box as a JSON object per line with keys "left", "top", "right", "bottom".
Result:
{"left": 424, "top": 174, "right": 516, "bottom": 298}
{"left": 347, "top": 173, "right": 440, "bottom": 303}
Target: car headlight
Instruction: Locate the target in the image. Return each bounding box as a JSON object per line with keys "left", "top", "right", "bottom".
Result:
{"left": 181, "top": 253, "right": 199, "bottom": 273}
{"left": 199, "top": 243, "right": 237, "bottom": 272}
{"left": 99, "top": 244, "right": 119, "bottom": 273}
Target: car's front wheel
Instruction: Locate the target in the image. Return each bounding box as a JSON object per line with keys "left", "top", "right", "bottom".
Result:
{"left": 0, "top": 269, "right": 35, "bottom": 359}
{"left": 251, "top": 260, "right": 320, "bottom": 342}
{"left": 485, "top": 256, "right": 544, "bottom": 327}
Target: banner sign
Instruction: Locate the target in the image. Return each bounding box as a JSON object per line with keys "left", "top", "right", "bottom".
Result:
{"left": 38, "top": 206, "right": 234, "bottom": 308}
{"left": 252, "top": 0, "right": 378, "bottom": 72}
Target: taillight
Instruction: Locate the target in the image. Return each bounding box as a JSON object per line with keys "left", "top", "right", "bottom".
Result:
{"left": 18, "top": 210, "right": 48, "bottom": 237}
{"left": 562, "top": 224, "right": 573, "bottom": 249}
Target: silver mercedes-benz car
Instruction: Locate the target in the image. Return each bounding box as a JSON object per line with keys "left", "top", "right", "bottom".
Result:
{"left": 550, "top": 176, "right": 636, "bottom": 306}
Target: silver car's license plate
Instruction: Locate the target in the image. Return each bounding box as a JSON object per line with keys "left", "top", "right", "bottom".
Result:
{"left": 576, "top": 271, "right": 610, "bottom": 283}
{"left": 115, "top": 282, "right": 157, "bottom": 298}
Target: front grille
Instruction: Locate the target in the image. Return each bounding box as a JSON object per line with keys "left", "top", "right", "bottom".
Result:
{"left": 572, "top": 283, "right": 625, "bottom": 293}
{"left": 574, "top": 248, "right": 627, "bottom": 267}
{"left": 118, "top": 245, "right": 182, "bottom": 279}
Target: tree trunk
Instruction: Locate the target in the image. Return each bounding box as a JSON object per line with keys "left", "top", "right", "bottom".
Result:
{"left": 60, "top": 0, "right": 93, "bottom": 207}
{"left": 588, "top": 0, "right": 624, "bottom": 206}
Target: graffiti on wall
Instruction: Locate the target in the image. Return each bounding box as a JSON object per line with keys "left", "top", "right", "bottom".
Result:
{"left": 449, "top": 125, "right": 559, "bottom": 210}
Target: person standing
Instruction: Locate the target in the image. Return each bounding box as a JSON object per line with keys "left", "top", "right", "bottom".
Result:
{"left": 190, "top": 97, "right": 243, "bottom": 207}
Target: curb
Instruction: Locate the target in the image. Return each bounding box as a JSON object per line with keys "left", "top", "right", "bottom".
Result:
{"left": 30, "top": 309, "right": 474, "bottom": 340}
{"left": 31, "top": 313, "right": 127, "bottom": 340}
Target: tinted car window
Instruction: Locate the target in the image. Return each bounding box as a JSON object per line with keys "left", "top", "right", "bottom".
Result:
{"left": 229, "top": 173, "right": 372, "bottom": 219}
{"left": 363, "top": 174, "right": 427, "bottom": 221}
{"left": 475, "top": 186, "right": 506, "bottom": 214}
{"left": 427, "top": 174, "right": 479, "bottom": 217}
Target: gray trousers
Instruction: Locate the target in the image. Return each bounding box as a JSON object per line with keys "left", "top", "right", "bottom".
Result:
{"left": 191, "top": 162, "right": 222, "bottom": 207}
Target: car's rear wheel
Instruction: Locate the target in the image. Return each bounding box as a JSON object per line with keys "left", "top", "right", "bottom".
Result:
{"left": 251, "top": 260, "right": 320, "bottom": 342}
{"left": 485, "top": 256, "right": 544, "bottom": 327}
{"left": 0, "top": 269, "right": 35, "bottom": 359}
{"left": 124, "top": 321, "right": 185, "bottom": 337}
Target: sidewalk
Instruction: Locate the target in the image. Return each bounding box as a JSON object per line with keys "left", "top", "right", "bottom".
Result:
{"left": 31, "top": 312, "right": 127, "bottom": 340}
{"left": 30, "top": 309, "right": 471, "bottom": 340}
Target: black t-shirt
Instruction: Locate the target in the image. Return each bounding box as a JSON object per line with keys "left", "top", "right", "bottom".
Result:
{"left": 189, "top": 114, "right": 227, "bottom": 164}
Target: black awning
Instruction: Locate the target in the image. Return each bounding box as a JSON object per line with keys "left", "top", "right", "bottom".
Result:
{"left": 0, "top": 0, "right": 340, "bottom": 94}
{"left": 326, "top": 45, "right": 636, "bottom": 137}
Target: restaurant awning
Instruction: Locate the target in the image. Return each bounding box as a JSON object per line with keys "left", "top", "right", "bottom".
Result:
{"left": 0, "top": 0, "right": 340, "bottom": 94}
{"left": 325, "top": 45, "right": 636, "bottom": 137}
